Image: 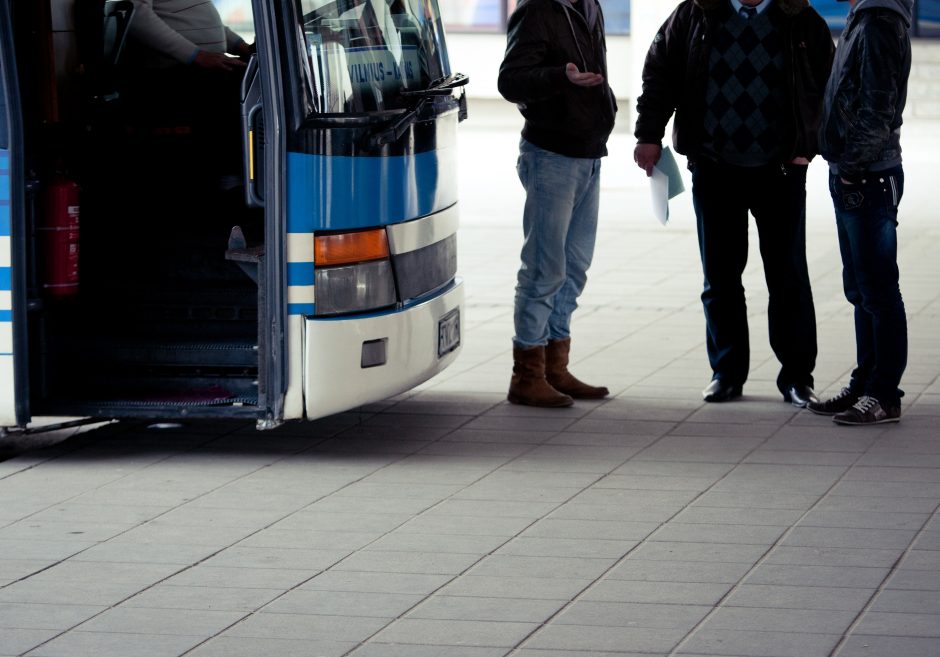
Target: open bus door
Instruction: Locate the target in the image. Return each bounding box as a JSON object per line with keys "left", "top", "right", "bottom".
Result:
{"left": 0, "top": 0, "right": 280, "bottom": 431}
{"left": 0, "top": 0, "right": 28, "bottom": 429}
{"left": 232, "top": 1, "right": 289, "bottom": 427}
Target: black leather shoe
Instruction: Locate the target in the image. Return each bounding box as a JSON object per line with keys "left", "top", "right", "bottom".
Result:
{"left": 783, "top": 383, "right": 819, "bottom": 408}
{"left": 703, "top": 379, "right": 743, "bottom": 403}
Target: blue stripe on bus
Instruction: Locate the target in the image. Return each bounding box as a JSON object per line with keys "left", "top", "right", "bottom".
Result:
{"left": 0, "top": 144, "right": 8, "bottom": 211}
{"left": 287, "top": 261, "right": 315, "bottom": 287}
{"left": 0, "top": 310, "right": 11, "bottom": 322}
{"left": 286, "top": 148, "right": 457, "bottom": 233}
{"left": 1, "top": 147, "right": 10, "bottom": 236}
{"left": 0, "top": 267, "right": 10, "bottom": 291}
{"left": 288, "top": 303, "right": 314, "bottom": 316}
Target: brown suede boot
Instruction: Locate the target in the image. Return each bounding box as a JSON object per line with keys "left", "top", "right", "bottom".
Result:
{"left": 508, "top": 345, "right": 574, "bottom": 407}
{"left": 545, "top": 337, "right": 609, "bottom": 399}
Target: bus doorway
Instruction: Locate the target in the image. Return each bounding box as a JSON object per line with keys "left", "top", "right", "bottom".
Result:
{"left": 13, "top": 0, "right": 270, "bottom": 422}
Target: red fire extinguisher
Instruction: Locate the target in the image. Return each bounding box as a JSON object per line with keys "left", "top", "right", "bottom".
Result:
{"left": 39, "top": 177, "right": 80, "bottom": 298}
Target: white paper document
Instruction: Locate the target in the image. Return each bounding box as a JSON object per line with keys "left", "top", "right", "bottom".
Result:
{"left": 650, "top": 146, "right": 685, "bottom": 225}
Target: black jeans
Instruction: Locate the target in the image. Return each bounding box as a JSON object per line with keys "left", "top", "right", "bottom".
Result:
{"left": 690, "top": 158, "right": 817, "bottom": 392}
{"left": 830, "top": 166, "right": 906, "bottom": 406}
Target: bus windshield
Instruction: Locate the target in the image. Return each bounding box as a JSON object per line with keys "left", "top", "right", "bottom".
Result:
{"left": 299, "top": 0, "right": 451, "bottom": 115}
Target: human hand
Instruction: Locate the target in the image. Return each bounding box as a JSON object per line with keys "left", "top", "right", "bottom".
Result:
{"left": 233, "top": 40, "right": 255, "bottom": 60}
{"left": 193, "top": 50, "right": 247, "bottom": 72}
{"left": 789, "top": 156, "right": 810, "bottom": 165}
{"left": 634, "top": 143, "right": 662, "bottom": 177}
{"left": 565, "top": 63, "right": 604, "bottom": 87}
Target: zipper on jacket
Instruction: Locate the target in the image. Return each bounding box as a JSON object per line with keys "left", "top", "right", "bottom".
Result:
{"left": 562, "top": 2, "right": 615, "bottom": 118}
{"left": 562, "top": 5, "right": 589, "bottom": 73}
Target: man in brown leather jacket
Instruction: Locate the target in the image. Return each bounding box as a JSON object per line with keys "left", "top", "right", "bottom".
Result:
{"left": 633, "top": 0, "right": 833, "bottom": 407}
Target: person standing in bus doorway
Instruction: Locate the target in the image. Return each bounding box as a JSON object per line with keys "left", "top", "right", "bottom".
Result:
{"left": 498, "top": 0, "right": 617, "bottom": 407}
{"left": 128, "top": 0, "right": 253, "bottom": 73}
{"left": 808, "top": 0, "right": 912, "bottom": 425}
{"left": 633, "top": 0, "right": 833, "bottom": 407}
{"left": 124, "top": 0, "right": 253, "bottom": 187}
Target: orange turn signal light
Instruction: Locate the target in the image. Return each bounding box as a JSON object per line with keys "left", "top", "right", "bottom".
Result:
{"left": 315, "top": 229, "right": 390, "bottom": 267}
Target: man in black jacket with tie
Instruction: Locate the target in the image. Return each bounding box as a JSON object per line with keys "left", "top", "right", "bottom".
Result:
{"left": 634, "top": 0, "right": 834, "bottom": 407}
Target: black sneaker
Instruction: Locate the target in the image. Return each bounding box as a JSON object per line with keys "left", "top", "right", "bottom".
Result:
{"left": 807, "top": 386, "right": 860, "bottom": 416}
{"left": 832, "top": 396, "right": 901, "bottom": 426}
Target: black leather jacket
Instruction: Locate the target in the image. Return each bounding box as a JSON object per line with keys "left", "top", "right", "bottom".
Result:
{"left": 498, "top": 0, "right": 617, "bottom": 159}
{"left": 818, "top": 0, "right": 912, "bottom": 180}
{"left": 634, "top": 0, "right": 834, "bottom": 162}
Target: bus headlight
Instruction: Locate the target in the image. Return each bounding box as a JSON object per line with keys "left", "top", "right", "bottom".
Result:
{"left": 314, "top": 260, "right": 397, "bottom": 316}
{"left": 313, "top": 229, "right": 397, "bottom": 316}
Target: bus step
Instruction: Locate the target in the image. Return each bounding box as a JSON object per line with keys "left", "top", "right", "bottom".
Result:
{"left": 56, "top": 377, "right": 259, "bottom": 406}
{"left": 225, "top": 226, "right": 264, "bottom": 284}
{"left": 58, "top": 339, "right": 259, "bottom": 369}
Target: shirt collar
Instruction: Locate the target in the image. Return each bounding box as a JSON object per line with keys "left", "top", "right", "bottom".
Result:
{"left": 729, "top": 0, "right": 772, "bottom": 15}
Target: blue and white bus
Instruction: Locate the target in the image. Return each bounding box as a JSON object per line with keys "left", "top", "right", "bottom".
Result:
{"left": 0, "top": 0, "right": 466, "bottom": 431}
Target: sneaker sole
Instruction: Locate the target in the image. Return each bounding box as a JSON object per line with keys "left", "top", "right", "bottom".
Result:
{"left": 832, "top": 416, "right": 901, "bottom": 426}
{"left": 807, "top": 406, "right": 840, "bottom": 416}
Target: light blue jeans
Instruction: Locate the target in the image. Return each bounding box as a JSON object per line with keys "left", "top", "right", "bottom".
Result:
{"left": 513, "top": 139, "right": 601, "bottom": 348}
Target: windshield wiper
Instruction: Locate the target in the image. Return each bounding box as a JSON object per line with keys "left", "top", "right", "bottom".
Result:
{"left": 366, "top": 73, "right": 469, "bottom": 147}
{"left": 400, "top": 73, "right": 470, "bottom": 98}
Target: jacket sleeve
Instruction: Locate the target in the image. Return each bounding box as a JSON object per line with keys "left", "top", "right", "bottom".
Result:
{"left": 129, "top": 0, "right": 199, "bottom": 64}
{"left": 796, "top": 11, "right": 836, "bottom": 158}
{"left": 839, "top": 13, "right": 905, "bottom": 179}
{"left": 497, "top": 3, "right": 568, "bottom": 104}
{"left": 634, "top": 5, "right": 687, "bottom": 144}
{"left": 225, "top": 26, "right": 247, "bottom": 54}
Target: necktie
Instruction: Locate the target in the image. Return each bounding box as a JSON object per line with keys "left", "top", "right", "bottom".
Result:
{"left": 739, "top": 6, "right": 757, "bottom": 19}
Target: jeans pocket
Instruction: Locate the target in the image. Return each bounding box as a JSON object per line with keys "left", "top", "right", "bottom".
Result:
{"left": 783, "top": 163, "right": 808, "bottom": 185}
{"left": 885, "top": 174, "right": 902, "bottom": 210}
{"left": 840, "top": 184, "right": 866, "bottom": 211}
{"left": 516, "top": 152, "right": 529, "bottom": 187}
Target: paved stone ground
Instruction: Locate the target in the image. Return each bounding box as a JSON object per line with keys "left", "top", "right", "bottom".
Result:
{"left": 0, "top": 107, "right": 938, "bottom": 657}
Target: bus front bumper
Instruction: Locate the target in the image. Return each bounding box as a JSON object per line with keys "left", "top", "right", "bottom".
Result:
{"left": 303, "top": 280, "right": 464, "bottom": 421}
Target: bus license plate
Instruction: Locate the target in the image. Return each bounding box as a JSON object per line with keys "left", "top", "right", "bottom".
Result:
{"left": 437, "top": 308, "right": 460, "bottom": 357}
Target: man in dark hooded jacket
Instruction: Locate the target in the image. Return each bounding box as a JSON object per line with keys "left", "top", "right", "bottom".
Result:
{"left": 809, "top": 0, "right": 913, "bottom": 425}
{"left": 498, "top": 0, "right": 617, "bottom": 407}
{"left": 633, "top": 0, "right": 833, "bottom": 407}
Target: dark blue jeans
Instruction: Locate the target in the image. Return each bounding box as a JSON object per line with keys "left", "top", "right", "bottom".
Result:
{"left": 830, "top": 166, "right": 906, "bottom": 406}
{"left": 690, "top": 158, "right": 817, "bottom": 391}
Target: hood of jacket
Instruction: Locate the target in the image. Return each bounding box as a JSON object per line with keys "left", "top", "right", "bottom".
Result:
{"left": 850, "top": 0, "right": 913, "bottom": 27}
{"left": 516, "top": 0, "right": 601, "bottom": 31}
{"left": 556, "top": 0, "right": 600, "bottom": 30}
{"left": 694, "top": 0, "right": 808, "bottom": 18}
